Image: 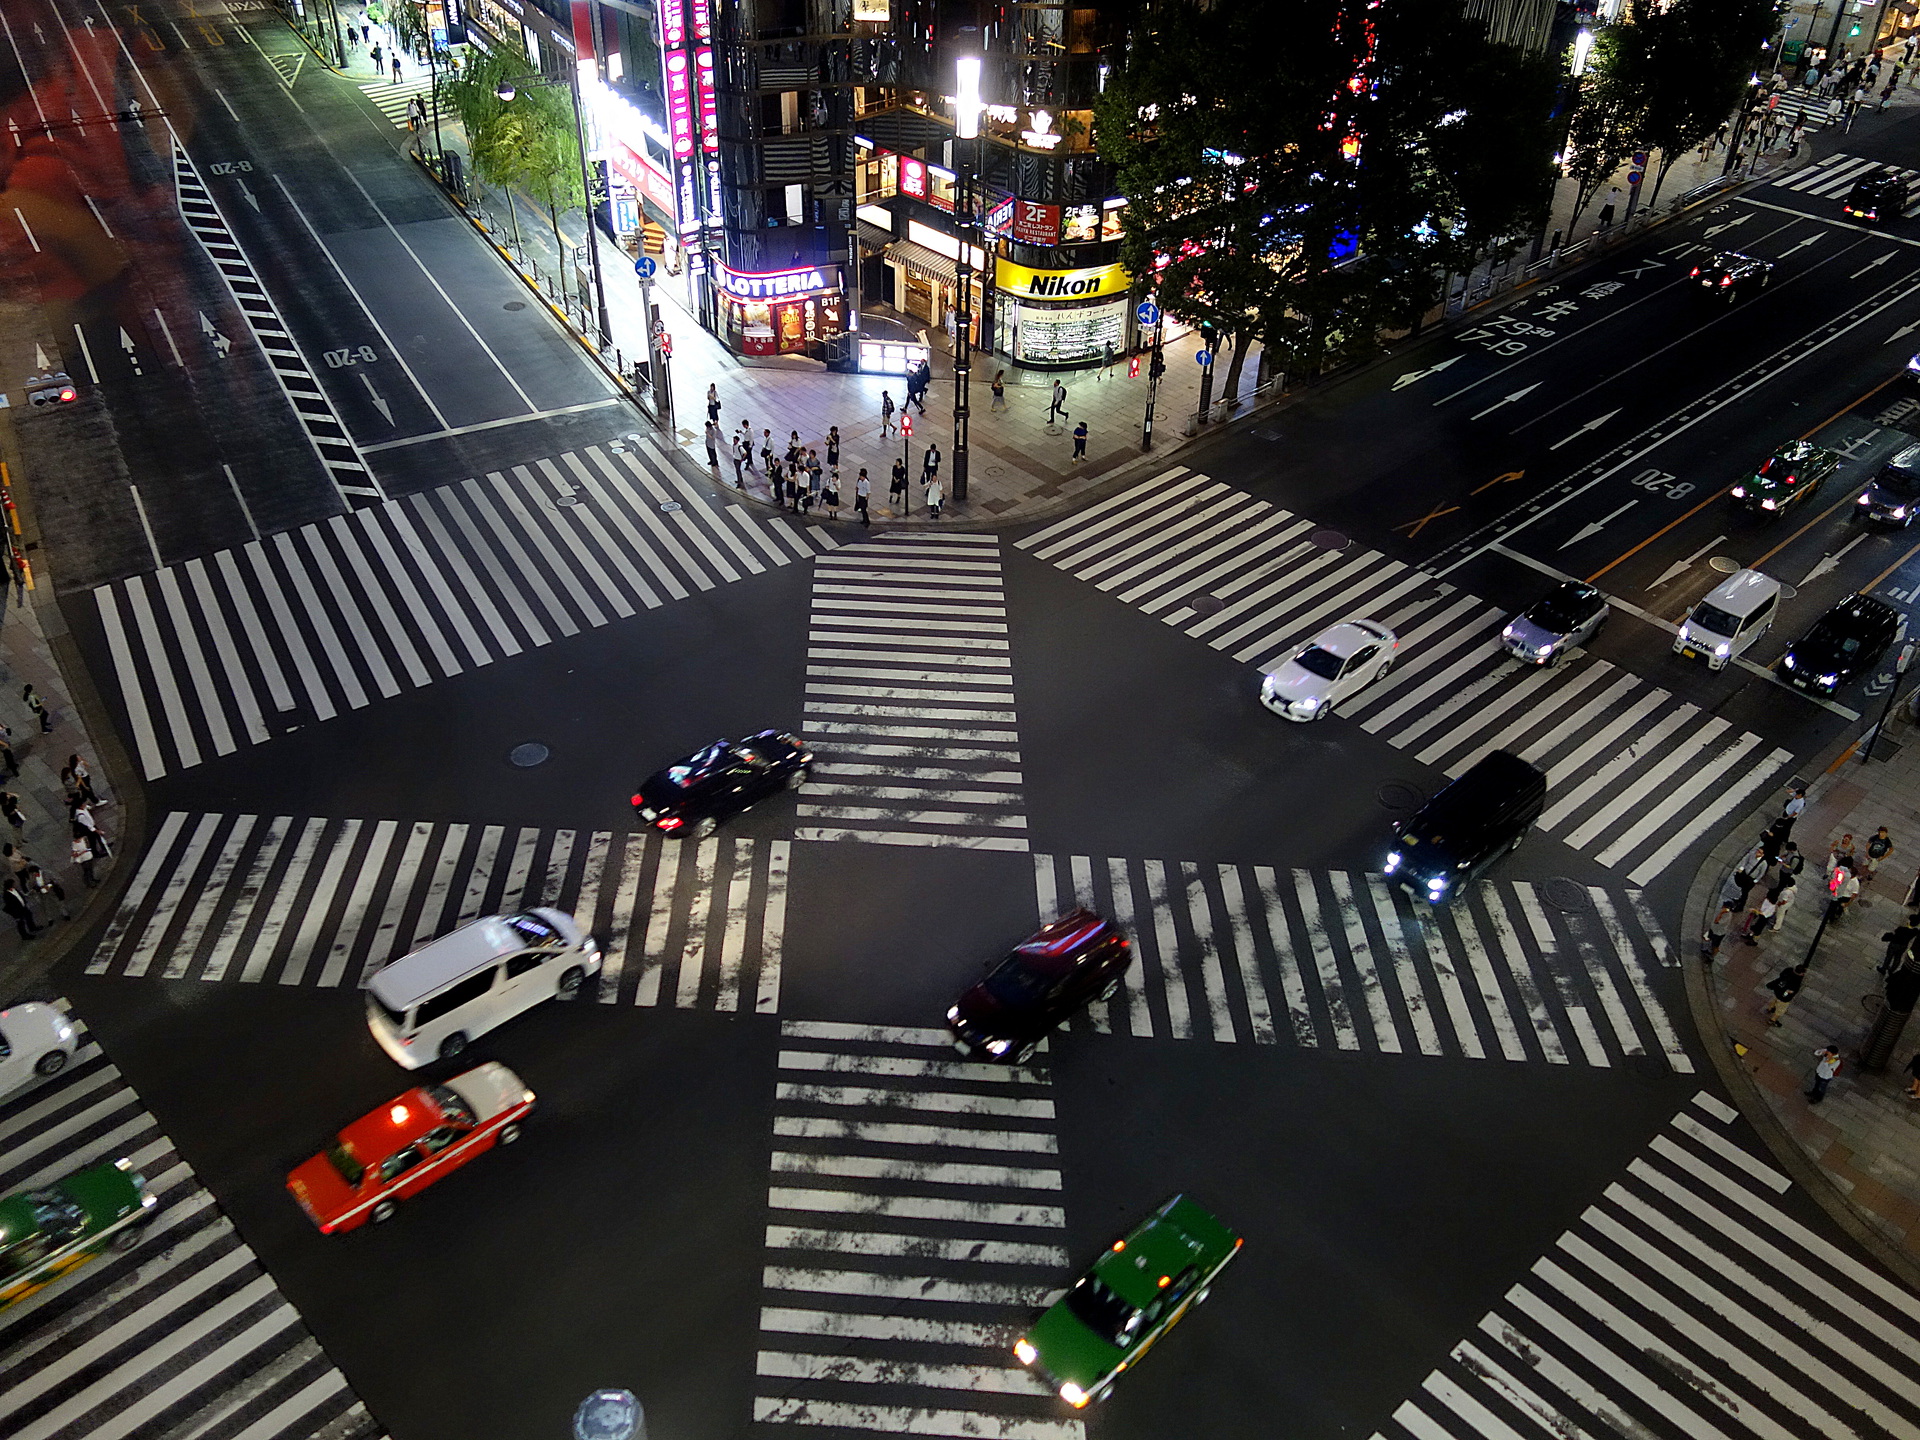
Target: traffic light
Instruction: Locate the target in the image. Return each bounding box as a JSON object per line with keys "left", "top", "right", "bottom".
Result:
{"left": 901, "top": 413, "right": 913, "bottom": 438}
{"left": 25, "top": 372, "right": 77, "bottom": 408}
{"left": 1149, "top": 351, "right": 1166, "bottom": 380}
{"left": 1128, "top": 355, "right": 1141, "bottom": 379}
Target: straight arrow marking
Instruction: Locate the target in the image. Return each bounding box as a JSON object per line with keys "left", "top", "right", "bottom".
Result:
{"left": 1559, "top": 499, "right": 1637, "bottom": 551}
{"left": 1889, "top": 319, "right": 1920, "bottom": 344}
{"left": 1391, "top": 355, "right": 1461, "bottom": 391}
{"left": 1650, "top": 534, "right": 1726, "bottom": 589}
{"left": 359, "top": 373, "right": 393, "bottom": 424}
{"left": 1470, "top": 383, "right": 1541, "bottom": 421}
{"left": 1548, "top": 408, "right": 1622, "bottom": 451}
{"left": 1800, "top": 532, "right": 1867, "bottom": 586}
{"left": 1852, "top": 253, "right": 1894, "bottom": 279}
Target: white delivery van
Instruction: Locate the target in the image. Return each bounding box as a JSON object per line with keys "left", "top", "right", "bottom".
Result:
{"left": 1673, "top": 568, "right": 1782, "bottom": 671}
{"left": 366, "top": 909, "right": 601, "bottom": 1068}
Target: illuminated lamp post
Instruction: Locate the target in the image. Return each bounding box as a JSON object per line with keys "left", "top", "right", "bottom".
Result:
{"left": 952, "top": 53, "right": 983, "bottom": 503}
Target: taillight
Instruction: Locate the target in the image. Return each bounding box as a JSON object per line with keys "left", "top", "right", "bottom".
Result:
{"left": 1690, "top": 266, "right": 1701, "bottom": 276}
{"left": 630, "top": 794, "right": 644, "bottom": 807}
{"left": 658, "top": 816, "right": 683, "bottom": 830}
{"left": 1720, "top": 276, "right": 1732, "bottom": 286}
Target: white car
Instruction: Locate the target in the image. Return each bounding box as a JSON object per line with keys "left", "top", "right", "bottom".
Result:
{"left": 1259, "top": 620, "right": 1399, "bottom": 721}
{"left": 0, "top": 1002, "right": 77, "bottom": 1100}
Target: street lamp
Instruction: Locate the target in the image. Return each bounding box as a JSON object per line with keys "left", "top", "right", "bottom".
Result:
{"left": 495, "top": 73, "right": 613, "bottom": 350}
{"left": 952, "top": 53, "right": 983, "bottom": 504}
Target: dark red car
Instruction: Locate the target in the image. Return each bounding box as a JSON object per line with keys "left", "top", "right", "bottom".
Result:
{"left": 946, "top": 910, "right": 1132, "bottom": 1063}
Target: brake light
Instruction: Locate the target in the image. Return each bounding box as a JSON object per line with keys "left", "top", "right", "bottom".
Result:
{"left": 658, "top": 816, "right": 683, "bottom": 830}
{"left": 1720, "top": 276, "right": 1732, "bottom": 286}
{"left": 1690, "top": 266, "right": 1701, "bottom": 276}
{"left": 630, "top": 794, "right": 644, "bottom": 806}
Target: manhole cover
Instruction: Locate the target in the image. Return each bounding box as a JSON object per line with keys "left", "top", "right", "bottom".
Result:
{"left": 509, "top": 742, "right": 550, "bottom": 768}
{"left": 1542, "top": 877, "right": 1590, "bottom": 912}
{"left": 504, "top": 301, "right": 527, "bottom": 311}
{"left": 1778, "top": 582, "right": 1799, "bottom": 601}
{"left": 1708, "top": 555, "right": 1740, "bottom": 573}
{"left": 608, "top": 440, "right": 629, "bottom": 453}
{"left": 1256, "top": 428, "right": 1281, "bottom": 441}
{"left": 660, "top": 501, "right": 682, "bottom": 513}
{"left": 1310, "top": 529, "right": 1350, "bottom": 551}
{"left": 1190, "top": 594, "right": 1226, "bottom": 615}
{"left": 1377, "top": 781, "right": 1425, "bottom": 813}
{"left": 987, "top": 466, "right": 1005, "bottom": 476}
{"left": 554, "top": 494, "right": 585, "bottom": 506}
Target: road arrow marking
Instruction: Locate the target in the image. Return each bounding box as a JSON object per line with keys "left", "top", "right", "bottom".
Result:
{"left": 1623, "top": 258, "right": 1669, "bottom": 276}
{"left": 1559, "top": 499, "right": 1637, "bottom": 551}
{"left": 118, "top": 327, "right": 142, "bottom": 376}
{"left": 237, "top": 179, "right": 259, "bottom": 212}
{"left": 1780, "top": 234, "right": 1822, "bottom": 256}
{"left": 1471, "top": 469, "right": 1526, "bottom": 495}
{"left": 1866, "top": 674, "right": 1895, "bottom": 696}
{"left": 359, "top": 373, "right": 393, "bottom": 424}
{"left": 1548, "top": 408, "right": 1622, "bottom": 451}
{"left": 1650, "top": 534, "right": 1726, "bottom": 589}
{"left": 1470, "top": 384, "right": 1541, "bottom": 421}
{"left": 199, "top": 311, "right": 231, "bottom": 358}
{"left": 1800, "top": 532, "right": 1867, "bottom": 586}
{"left": 1852, "top": 253, "right": 1894, "bottom": 279}
{"left": 1703, "top": 214, "right": 1750, "bottom": 239}
{"left": 33, "top": 344, "right": 50, "bottom": 371}
{"left": 1889, "top": 319, "right": 1920, "bottom": 344}
{"left": 1390, "top": 355, "right": 1461, "bottom": 391}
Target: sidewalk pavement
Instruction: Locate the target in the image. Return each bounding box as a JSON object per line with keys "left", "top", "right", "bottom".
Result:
{"left": 1696, "top": 720, "right": 1920, "bottom": 1281}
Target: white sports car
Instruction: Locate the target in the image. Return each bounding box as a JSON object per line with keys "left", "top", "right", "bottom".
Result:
{"left": 0, "top": 1002, "right": 77, "bottom": 1102}
{"left": 1259, "top": 620, "right": 1399, "bottom": 722}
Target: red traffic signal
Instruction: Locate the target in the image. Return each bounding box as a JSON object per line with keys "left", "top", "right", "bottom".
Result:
{"left": 1830, "top": 865, "right": 1852, "bottom": 897}
{"left": 1128, "top": 355, "right": 1141, "bottom": 379}
{"left": 26, "top": 372, "right": 77, "bottom": 408}
{"left": 901, "top": 413, "right": 913, "bottom": 437}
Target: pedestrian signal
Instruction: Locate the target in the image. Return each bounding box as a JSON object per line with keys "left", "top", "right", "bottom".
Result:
{"left": 26, "top": 373, "right": 77, "bottom": 408}
{"left": 1830, "top": 865, "right": 1852, "bottom": 897}
{"left": 1149, "top": 351, "right": 1165, "bottom": 379}
{"left": 1128, "top": 355, "right": 1141, "bottom": 378}
{"left": 901, "top": 413, "right": 912, "bottom": 437}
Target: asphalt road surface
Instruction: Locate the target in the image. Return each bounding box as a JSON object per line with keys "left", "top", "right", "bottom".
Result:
{"left": 4, "top": 5, "right": 1920, "bottom": 1440}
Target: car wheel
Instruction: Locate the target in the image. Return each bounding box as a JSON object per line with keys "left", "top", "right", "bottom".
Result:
{"left": 1377, "top": 656, "right": 1394, "bottom": 676}
{"left": 111, "top": 1224, "right": 145, "bottom": 1253}
{"left": 556, "top": 966, "right": 585, "bottom": 999}
{"left": 34, "top": 1049, "right": 68, "bottom": 1078}
{"left": 784, "top": 767, "right": 809, "bottom": 791}
{"left": 1098, "top": 977, "right": 1121, "bottom": 1001}
{"left": 686, "top": 816, "right": 718, "bottom": 840}
{"left": 498, "top": 1122, "right": 522, "bottom": 1145}
{"left": 371, "top": 1200, "right": 397, "bottom": 1224}
{"left": 439, "top": 1032, "right": 468, "bottom": 1062}
{"left": 1013, "top": 1042, "right": 1039, "bottom": 1065}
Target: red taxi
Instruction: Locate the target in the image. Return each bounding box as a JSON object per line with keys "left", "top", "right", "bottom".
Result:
{"left": 287, "top": 1062, "right": 534, "bottom": 1234}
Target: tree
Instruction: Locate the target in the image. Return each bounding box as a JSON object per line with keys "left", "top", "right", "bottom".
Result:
{"left": 442, "top": 45, "right": 585, "bottom": 262}
{"left": 1629, "top": 0, "right": 1779, "bottom": 203}
{"left": 1563, "top": 28, "right": 1645, "bottom": 226}
{"left": 1095, "top": 0, "right": 1560, "bottom": 385}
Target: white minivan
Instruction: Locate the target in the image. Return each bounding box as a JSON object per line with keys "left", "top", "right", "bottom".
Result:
{"left": 1674, "top": 568, "right": 1782, "bottom": 671}
{"left": 366, "top": 909, "right": 601, "bottom": 1068}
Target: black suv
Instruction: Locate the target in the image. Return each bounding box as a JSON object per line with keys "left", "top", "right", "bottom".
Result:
{"left": 1782, "top": 596, "right": 1901, "bottom": 695}
{"left": 1384, "top": 751, "right": 1548, "bottom": 906}
{"left": 947, "top": 910, "right": 1132, "bottom": 1063}
{"left": 631, "top": 730, "right": 812, "bottom": 837}
{"left": 1845, "top": 172, "right": 1909, "bottom": 223}
{"left": 1691, "top": 251, "right": 1775, "bottom": 302}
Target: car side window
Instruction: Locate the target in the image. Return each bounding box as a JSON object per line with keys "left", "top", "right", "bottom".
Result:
{"left": 414, "top": 967, "right": 497, "bottom": 1027}
{"left": 505, "top": 953, "right": 544, "bottom": 979}
{"left": 419, "top": 1126, "right": 462, "bottom": 1155}
{"left": 0, "top": 1235, "right": 52, "bottom": 1279}
{"left": 379, "top": 1146, "right": 426, "bottom": 1184}
{"left": 1346, "top": 645, "right": 1378, "bottom": 673}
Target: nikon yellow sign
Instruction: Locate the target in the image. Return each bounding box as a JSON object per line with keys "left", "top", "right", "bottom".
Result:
{"left": 995, "top": 259, "right": 1131, "bottom": 301}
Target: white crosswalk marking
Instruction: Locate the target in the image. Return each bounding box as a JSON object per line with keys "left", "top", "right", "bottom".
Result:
{"left": 94, "top": 441, "right": 837, "bottom": 780}
{"left": 1369, "top": 1094, "right": 1920, "bottom": 1440}
{"left": 797, "top": 534, "right": 1029, "bottom": 850}
{"left": 82, "top": 813, "right": 790, "bottom": 1011}
{"left": 1017, "top": 471, "right": 1793, "bottom": 883}
{"left": 1777, "top": 148, "right": 1920, "bottom": 203}
{"left": 0, "top": 1007, "right": 387, "bottom": 1440}
{"left": 753, "top": 1022, "right": 1083, "bottom": 1440}
{"left": 356, "top": 77, "right": 435, "bottom": 130}
{"left": 1762, "top": 92, "right": 1845, "bottom": 130}
{"left": 1029, "top": 855, "right": 1690, "bottom": 1070}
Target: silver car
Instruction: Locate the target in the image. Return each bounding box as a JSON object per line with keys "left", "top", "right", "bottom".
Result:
{"left": 1500, "top": 582, "right": 1608, "bottom": 666}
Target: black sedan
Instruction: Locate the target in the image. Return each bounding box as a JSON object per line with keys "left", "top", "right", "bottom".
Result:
{"left": 1845, "top": 172, "right": 1909, "bottom": 223}
{"left": 631, "top": 730, "right": 811, "bottom": 837}
{"left": 1781, "top": 596, "right": 1902, "bottom": 695}
{"left": 1691, "top": 250, "right": 1775, "bottom": 302}
{"left": 947, "top": 910, "right": 1132, "bottom": 1063}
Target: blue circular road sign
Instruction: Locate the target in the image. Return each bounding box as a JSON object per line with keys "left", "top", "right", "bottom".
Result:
{"left": 1136, "top": 300, "right": 1161, "bottom": 327}
{"left": 634, "top": 256, "right": 658, "bottom": 279}
{"left": 1196, "top": 349, "right": 1212, "bottom": 366}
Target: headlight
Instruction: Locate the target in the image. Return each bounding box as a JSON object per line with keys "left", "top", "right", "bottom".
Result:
{"left": 1535, "top": 642, "right": 1554, "bottom": 656}
{"left": 1427, "top": 877, "right": 1448, "bottom": 894}
{"left": 1894, "top": 507, "right": 1909, "bottom": 519}
{"left": 946, "top": 1005, "right": 962, "bottom": 1023}
{"left": 1860, "top": 493, "right": 1874, "bottom": 505}
{"left": 1760, "top": 499, "right": 1776, "bottom": 510}
{"left": 1059, "top": 1383, "right": 1090, "bottom": 1408}
{"left": 1500, "top": 623, "right": 1518, "bottom": 640}
{"left": 54, "top": 1021, "right": 74, "bottom": 1042}
{"left": 1820, "top": 674, "right": 1840, "bottom": 688}
{"left": 1731, "top": 486, "right": 1746, "bottom": 498}
{"left": 1714, "top": 643, "right": 1731, "bottom": 656}
{"left": 1907, "top": 354, "right": 1920, "bottom": 374}
{"left": 1383, "top": 851, "right": 1401, "bottom": 874}
{"left": 1783, "top": 654, "right": 1796, "bottom": 669}
{"left": 1014, "top": 1339, "right": 1038, "bottom": 1366}
{"left": 985, "top": 1038, "right": 1015, "bottom": 1055}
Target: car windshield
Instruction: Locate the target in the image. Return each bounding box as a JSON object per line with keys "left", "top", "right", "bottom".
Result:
{"left": 504, "top": 912, "right": 560, "bottom": 946}
{"left": 984, "top": 954, "right": 1052, "bottom": 1004}
{"left": 326, "top": 1140, "right": 366, "bottom": 1188}
{"left": 1064, "top": 1274, "right": 1144, "bottom": 1346}
{"left": 369, "top": 993, "right": 408, "bottom": 1030}
{"left": 1292, "top": 645, "right": 1345, "bottom": 681}
{"left": 1528, "top": 591, "right": 1594, "bottom": 631}
{"left": 734, "top": 745, "right": 772, "bottom": 767}
{"left": 426, "top": 1084, "right": 478, "bottom": 1128}
{"left": 1690, "top": 602, "right": 1741, "bottom": 636}
{"left": 1877, "top": 469, "right": 1920, "bottom": 498}
{"left": 26, "top": 1191, "right": 86, "bottom": 1243}
{"left": 1753, "top": 456, "right": 1798, "bottom": 480}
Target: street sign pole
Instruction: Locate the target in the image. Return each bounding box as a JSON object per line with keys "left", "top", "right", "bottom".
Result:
{"left": 1139, "top": 301, "right": 1164, "bottom": 452}
{"left": 1862, "top": 639, "right": 1916, "bottom": 765}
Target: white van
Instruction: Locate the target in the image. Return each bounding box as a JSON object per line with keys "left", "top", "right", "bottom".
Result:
{"left": 366, "top": 909, "right": 601, "bottom": 1069}
{"left": 1674, "top": 568, "right": 1782, "bottom": 671}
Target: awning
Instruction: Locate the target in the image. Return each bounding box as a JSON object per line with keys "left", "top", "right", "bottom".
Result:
{"left": 856, "top": 220, "right": 895, "bottom": 252}
{"left": 884, "top": 238, "right": 958, "bottom": 284}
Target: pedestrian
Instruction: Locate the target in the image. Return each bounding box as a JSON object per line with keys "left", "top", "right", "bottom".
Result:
{"left": 823, "top": 470, "right": 840, "bottom": 520}
{"left": 890, "top": 457, "right": 909, "bottom": 505}
{"left": 798, "top": 466, "right": 816, "bottom": 515}
{"left": 1765, "top": 962, "right": 1807, "bottom": 1026}
{"left": 361, "top": 22, "right": 371, "bottom": 42}
{"left": 730, "top": 434, "right": 747, "bottom": 488}
{"left": 1071, "top": 419, "right": 1088, "bottom": 463}
{"left": 855, "top": 469, "right": 871, "bottom": 526}
{"left": 1828, "top": 834, "right": 1857, "bottom": 876}
{"left": 1788, "top": 122, "right": 1807, "bottom": 158}
{"left": 391, "top": 54, "right": 402, "bottom": 82}
{"left": 1906, "top": 1051, "right": 1920, "bottom": 1098}
{"left": 1865, "top": 826, "right": 1896, "bottom": 880}
{"left": 1881, "top": 914, "right": 1920, "bottom": 973}
{"left": 1767, "top": 876, "right": 1798, "bottom": 935}
{"left": 2, "top": 879, "right": 36, "bottom": 941}
{"left": 1779, "top": 785, "right": 1806, "bottom": 836}
{"left": 1703, "top": 903, "right": 1734, "bottom": 961}
{"left": 1597, "top": 186, "right": 1621, "bottom": 229}
{"left": 760, "top": 429, "right": 775, "bottom": 475}
{"left": 1882, "top": 82, "right": 1896, "bottom": 110}
{"left": 26, "top": 864, "right": 67, "bottom": 922}
{"left": 827, "top": 426, "right": 841, "bottom": 470}
{"left": 1804, "top": 63, "right": 1822, "bottom": 92}
{"left": 1048, "top": 378, "right": 1069, "bottom": 425}
{"left": 1807, "top": 1045, "right": 1843, "bottom": 1103}
{"left": 22, "top": 684, "right": 49, "bottom": 734}
{"left": 1100, "top": 340, "right": 1117, "bottom": 379}
{"left": 371, "top": 41, "right": 383, "bottom": 67}
{"left": 925, "top": 477, "right": 944, "bottom": 520}
{"left": 1740, "top": 890, "right": 1778, "bottom": 942}
{"left": 70, "top": 832, "right": 96, "bottom": 887}
{"left": 904, "top": 368, "right": 923, "bottom": 415}
{"left": 0, "top": 793, "right": 23, "bottom": 835}
{"left": 881, "top": 391, "right": 896, "bottom": 435}
{"left": 1781, "top": 841, "right": 1805, "bottom": 880}
{"left": 1829, "top": 94, "right": 1845, "bottom": 126}
{"left": 1720, "top": 869, "right": 1754, "bottom": 912}
{"left": 1834, "top": 868, "right": 1863, "bottom": 920}
{"left": 922, "top": 442, "right": 942, "bottom": 485}
{"left": 706, "top": 383, "right": 721, "bottom": 423}
{"left": 990, "top": 370, "right": 1006, "bottom": 412}
{"left": 704, "top": 419, "right": 721, "bottom": 469}
{"left": 915, "top": 360, "right": 932, "bottom": 411}
{"left": 0, "top": 732, "right": 16, "bottom": 780}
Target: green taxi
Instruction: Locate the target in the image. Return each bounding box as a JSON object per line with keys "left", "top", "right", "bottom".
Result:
{"left": 1014, "top": 1194, "right": 1241, "bottom": 1408}
{"left": 0, "top": 1156, "right": 155, "bottom": 1311}
{"left": 1729, "top": 440, "right": 1841, "bottom": 516}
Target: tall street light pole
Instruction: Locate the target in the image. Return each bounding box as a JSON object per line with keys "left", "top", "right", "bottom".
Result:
{"left": 951, "top": 53, "right": 983, "bottom": 504}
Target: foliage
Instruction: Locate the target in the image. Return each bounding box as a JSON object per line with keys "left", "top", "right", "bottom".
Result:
{"left": 442, "top": 40, "right": 584, "bottom": 247}
{"left": 1094, "top": 0, "right": 1561, "bottom": 382}
{"left": 1563, "top": 28, "right": 1643, "bottom": 222}
{"left": 1629, "top": 0, "right": 1780, "bottom": 201}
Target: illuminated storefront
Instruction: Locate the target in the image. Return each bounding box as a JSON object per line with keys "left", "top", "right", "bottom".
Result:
{"left": 717, "top": 263, "right": 847, "bottom": 355}
{"left": 994, "top": 259, "right": 1131, "bottom": 369}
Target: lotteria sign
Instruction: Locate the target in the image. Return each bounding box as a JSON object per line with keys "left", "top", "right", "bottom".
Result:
{"left": 995, "top": 259, "right": 1130, "bottom": 301}
{"left": 717, "top": 263, "right": 842, "bottom": 301}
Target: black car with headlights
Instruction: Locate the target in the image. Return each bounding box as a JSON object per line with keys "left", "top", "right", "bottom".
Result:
{"left": 1384, "top": 752, "right": 1547, "bottom": 906}
{"left": 1730, "top": 440, "right": 1841, "bottom": 517}
{"left": 1690, "top": 251, "right": 1775, "bottom": 302}
{"left": 1782, "top": 596, "right": 1901, "bottom": 694}
{"left": 1500, "top": 582, "right": 1608, "bottom": 665}
{"left": 1844, "top": 172, "right": 1909, "bottom": 223}
{"left": 631, "top": 730, "right": 811, "bottom": 838}
{"left": 947, "top": 910, "right": 1131, "bottom": 1063}
{"left": 1858, "top": 444, "right": 1920, "bottom": 527}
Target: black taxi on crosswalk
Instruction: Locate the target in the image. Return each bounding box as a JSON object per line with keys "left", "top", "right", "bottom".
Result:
{"left": 632, "top": 730, "right": 812, "bottom": 839}
{"left": 946, "top": 909, "right": 1132, "bottom": 1062}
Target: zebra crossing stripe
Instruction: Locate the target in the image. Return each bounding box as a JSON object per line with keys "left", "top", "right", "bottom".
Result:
{"left": 356, "top": 77, "right": 435, "bottom": 129}
{"left": 81, "top": 813, "right": 789, "bottom": 1011}
{"left": 1034, "top": 856, "right": 1686, "bottom": 1069}
{"left": 1019, "top": 472, "right": 1792, "bottom": 879}
{"left": 93, "top": 442, "right": 837, "bottom": 780}
{"left": 1372, "top": 1096, "right": 1920, "bottom": 1440}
